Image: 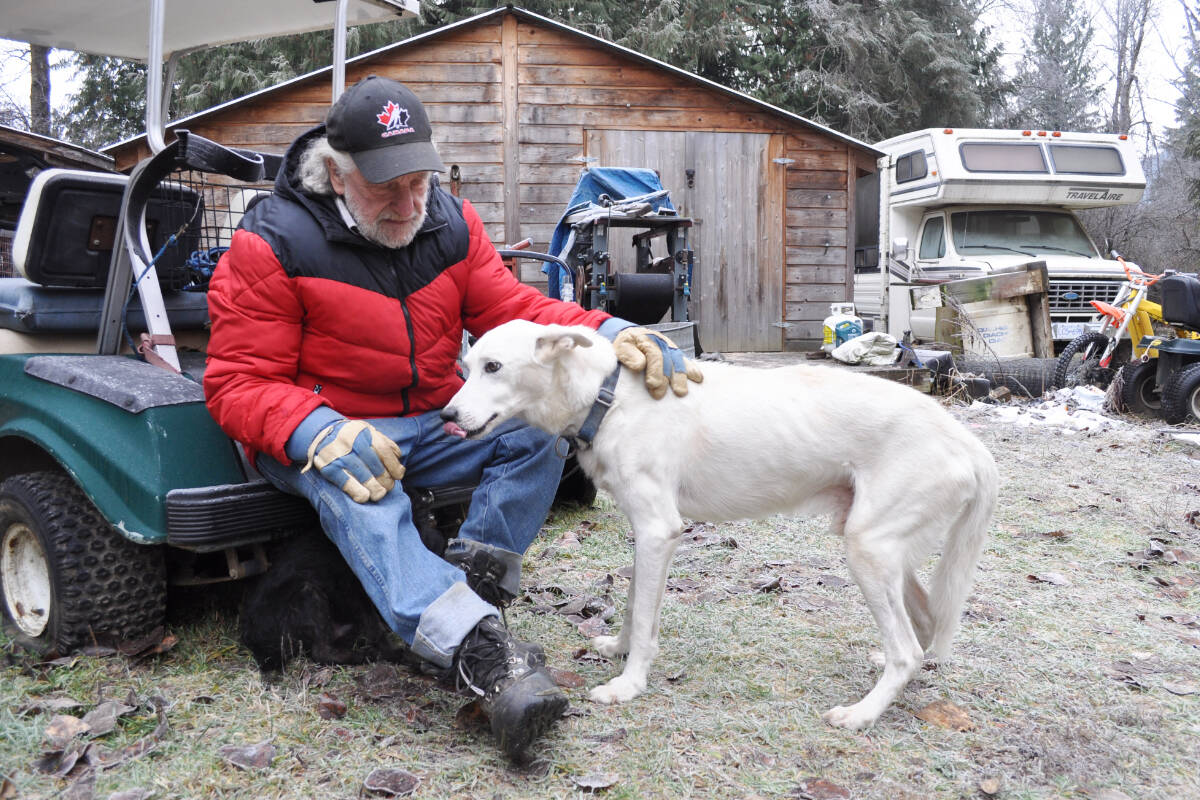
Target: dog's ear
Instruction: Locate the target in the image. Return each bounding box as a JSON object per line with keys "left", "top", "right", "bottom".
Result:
{"left": 534, "top": 329, "right": 593, "bottom": 364}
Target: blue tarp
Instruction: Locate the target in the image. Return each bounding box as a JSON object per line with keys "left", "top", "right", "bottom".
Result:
{"left": 545, "top": 167, "right": 675, "bottom": 300}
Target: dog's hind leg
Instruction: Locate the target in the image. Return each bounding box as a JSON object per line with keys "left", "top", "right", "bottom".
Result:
{"left": 904, "top": 572, "right": 935, "bottom": 652}
{"left": 590, "top": 512, "right": 683, "bottom": 704}
{"left": 822, "top": 526, "right": 925, "bottom": 731}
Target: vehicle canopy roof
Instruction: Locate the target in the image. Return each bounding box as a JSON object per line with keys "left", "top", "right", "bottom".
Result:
{"left": 1, "top": 0, "right": 416, "bottom": 60}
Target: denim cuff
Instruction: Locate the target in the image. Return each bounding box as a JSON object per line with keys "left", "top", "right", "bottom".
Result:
{"left": 444, "top": 538, "right": 524, "bottom": 598}
{"left": 410, "top": 581, "right": 498, "bottom": 669}
{"left": 284, "top": 405, "right": 343, "bottom": 462}
{"left": 596, "top": 317, "right": 636, "bottom": 341}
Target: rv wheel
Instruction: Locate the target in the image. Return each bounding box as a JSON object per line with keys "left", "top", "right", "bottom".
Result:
{"left": 0, "top": 471, "right": 166, "bottom": 655}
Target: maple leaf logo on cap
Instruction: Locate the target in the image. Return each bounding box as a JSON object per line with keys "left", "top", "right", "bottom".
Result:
{"left": 376, "top": 101, "right": 411, "bottom": 133}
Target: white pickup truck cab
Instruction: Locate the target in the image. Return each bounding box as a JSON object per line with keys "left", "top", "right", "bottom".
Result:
{"left": 854, "top": 128, "right": 1146, "bottom": 345}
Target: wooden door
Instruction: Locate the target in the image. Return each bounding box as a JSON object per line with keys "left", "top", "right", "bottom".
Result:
{"left": 585, "top": 129, "right": 783, "bottom": 352}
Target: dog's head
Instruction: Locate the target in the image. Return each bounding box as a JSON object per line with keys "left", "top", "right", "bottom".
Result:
{"left": 442, "top": 320, "right": 603, "bottom": 439}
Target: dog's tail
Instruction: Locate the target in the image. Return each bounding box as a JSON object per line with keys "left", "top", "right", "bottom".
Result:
{"left": 926, "top": 448, "right": 998, "bottom": 661}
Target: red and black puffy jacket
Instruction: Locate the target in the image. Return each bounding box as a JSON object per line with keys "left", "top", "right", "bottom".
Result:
{"left": 204, "top": 125, "right": 609, "bottom": 464}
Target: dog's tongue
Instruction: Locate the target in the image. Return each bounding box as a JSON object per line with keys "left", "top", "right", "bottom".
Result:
{"left": 443, "top": 421, "right": 468, "bottom": 439}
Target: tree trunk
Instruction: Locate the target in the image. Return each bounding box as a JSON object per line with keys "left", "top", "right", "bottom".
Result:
{"left": 30, "top": 44, "right": 51, "bottom": 136}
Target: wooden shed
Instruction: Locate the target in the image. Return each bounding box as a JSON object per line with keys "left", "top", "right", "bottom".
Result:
{"left": 108, "top": 6, "right": 880, "bottom": 352}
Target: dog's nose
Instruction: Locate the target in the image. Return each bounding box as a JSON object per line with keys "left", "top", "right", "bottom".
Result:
{"left": 440, "top": 407, "right": 458, "bottom": 422}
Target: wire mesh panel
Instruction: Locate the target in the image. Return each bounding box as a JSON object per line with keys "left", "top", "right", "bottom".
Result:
{"left": 147, "top": 169, "right": 274, "bottom": 292}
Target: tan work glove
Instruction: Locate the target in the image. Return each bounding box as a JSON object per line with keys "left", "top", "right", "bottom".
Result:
{"left": 611, "top": 326, "right": 704, "bottom": 400}
{"left": 301, "top": 419, "right": 406, "bottom": 503}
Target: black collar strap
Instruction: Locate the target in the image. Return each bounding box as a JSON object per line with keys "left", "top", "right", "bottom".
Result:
{"left": 562, "top": 363, "right": 621, "bottom": 452}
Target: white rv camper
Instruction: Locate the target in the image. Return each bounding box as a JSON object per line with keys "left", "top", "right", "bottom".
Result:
{"left": 853, "top": 128, "right": 1146, "bottom": 346}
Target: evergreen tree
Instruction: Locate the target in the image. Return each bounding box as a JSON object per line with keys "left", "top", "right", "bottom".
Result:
{"left": 1004, "top": 0, "right": 1102, "bottom": 131}
{"left": 56, "top": 55, "right": 147, "bottom": 149}
{"left": 1177, "top": 3, "right": 1200, "bottom": 206}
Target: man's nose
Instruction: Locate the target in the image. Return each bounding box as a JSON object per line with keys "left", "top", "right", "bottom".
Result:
{"left": 389, "top": 185, "right": 416, "bottom": 217}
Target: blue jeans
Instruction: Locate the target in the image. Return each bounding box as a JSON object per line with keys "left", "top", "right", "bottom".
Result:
{"left": 256, "top": 411, "right": 564, "bottom": 668}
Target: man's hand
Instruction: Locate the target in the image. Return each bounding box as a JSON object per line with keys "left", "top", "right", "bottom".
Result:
{"left": 287, "top": 408, "right": 405, "bottom": 503}
{"left": 600, "top": 320, "right": 703, "bottom": 399}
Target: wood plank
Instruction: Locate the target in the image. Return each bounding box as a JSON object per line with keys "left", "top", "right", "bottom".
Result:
{"left": 429, "top": 105, "right": 503, "bottom": 125}
{"left": 786, "top": 189, "right": 847, "bottom": 209}
{"left": 786, "top": 208, "right": 847, "bottom": 228}
{"left": 786, "top": 246, "right": 848, "bottom": 265}
{"left": 518, "top": 125, "right": 583, "bottom": 145}
{"left": 519, "top": 42, "right": 639, "bottom": 68}
{"left": 786, "top": 265, "right": 848, "bottom": 284}
{"left": 784, "top": 132, "right": 846, "bottom": 152}
{"left": 430, "top": 25, "right": 501, "bottom": 44}
{"left": 784, "top": 320, "right": 824, "bottom": 341}
{"left": 786, "top": 228, "right": 848, "bottom": 247}
{"left": 518, "top": 164, "right": 588, "bottom": 183}
{"left": 522, "top": 105, "right": 782, "bottom": 132}
{"left": 429, "top": 142, "right": 503, "bottom": 163}
{"left": 279, "top": 83, "right": 500, "bottom": 105}
{"left": 391, "top": 41, "right": 499, "bottom": 64}
{"left": 519, "top": 143, "right": 586, "bottom": 163}
{"left": 764, "top": 132, "right": 786, "bottom": 351}
{"left": 518, "top": 85, "right": 732, "bottom": 110}
{"left": 520, "top": 64, "right": 703, "bottom": 88}
{"left": 785, "top": 170, "right": 846, "bottom": 190}
{"left": 785, "top": 302, "right": 834, "bottom": 322}
{"left": 442, "top": 164, "right": 504, "bottom": 182}
{"left": 784, "top": 284, "right": 856, "bottom": 303}
{"left": 519, "top": 184, "right": 576, "bottom": 203}
{"left": 502, "top": 14, "right": 521, "bottom": 247}
{"left": 455, "top": 183, "right": 504, "bottom": 203}
{"left": 844, "top": 145, "right": 857, "bottom": 302}
{"left": 780, "top": 149, "right": 847, "bottom": 170}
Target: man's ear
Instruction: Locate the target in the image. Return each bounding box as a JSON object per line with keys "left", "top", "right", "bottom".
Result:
{"left": 534, "top": 329, "right": 593, "bottom": 364}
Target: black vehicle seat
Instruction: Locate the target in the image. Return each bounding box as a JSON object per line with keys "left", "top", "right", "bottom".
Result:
{"left": 0, "top": 168, "right": 211, "bottom": 351}
{"left": 1160, "top": 273, "right": 1200, "bottom": 333}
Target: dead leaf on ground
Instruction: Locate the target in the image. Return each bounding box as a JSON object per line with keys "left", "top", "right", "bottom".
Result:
{"left": 1077, "top": 787, "right": 1134, "bottom": 800}
{"left": 752, "top": 574, "right": 782, "bottom": 593}
{"left": 363, "top": 767, "right": 420, "bottom": 797}
{"left": 1162, "top": 679, "right": 1200, "bottom": 695}
{"left": 913, "top": 699, "right": 976, "bottom": 731}
{"left": 0, "top": 777, "right": 15, "bottom": 800}
{"left": 548, "top": 667, "right": 587, "bottom": 688}
{"left": 979, "top": 776, "right": 1002, "bottom": 795}
{"left": 218, "top": 741, "right": 276, "bottom": 771}
{"left": 107, "top": 790, "right": 155, "bottom": 800}
{"left": 789, "top": 777, "right": 851, "bottom": 799}
{"left": 316, "top": 693, "right": 347, "bottom": 720}
{"left": 572, "top": 771, "right": 620, "bottom": 791}
{"left": 43, "top": 714, "right": 91, "bottom": 749}
{"left": 61, "top": 769, "right": 94, "bottom": 800}
{"left": 586, "top": 727, "right": 628, "bottom": 743}
{"left": 19, "top": 696, "right": 84, "bottom": 716}
{"left": 453, "top": 700, "right": 489, "bottom": 731}
{"left": 1026, "top": 572, "right": 1071, "bottom": 586}
{"left": 577, "top": 616, "right": 608, "bottom": 638}
{"left": 815, "top": 574, "right": 852, "bottom": 589}
{"left": 80, "top": 700, "right": 136, "bottom": 737}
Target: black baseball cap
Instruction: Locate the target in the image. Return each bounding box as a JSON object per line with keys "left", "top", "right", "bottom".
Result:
{"left": 325, "top": 76, "right": 447, "bottom": 183}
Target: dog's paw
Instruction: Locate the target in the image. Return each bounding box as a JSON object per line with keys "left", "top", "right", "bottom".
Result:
{"left": 589, "top": 675, "right": 644, "bottom": 704}
{"left": 821, "top": 704, "right": 878, "bottom": 731}
{"left": 592, "top": 634, "right": 628, "bottom": 659}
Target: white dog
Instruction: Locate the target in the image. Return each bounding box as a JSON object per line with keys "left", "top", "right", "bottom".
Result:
{"left": 442, "top": 320, "right": 998, "bottom": 730}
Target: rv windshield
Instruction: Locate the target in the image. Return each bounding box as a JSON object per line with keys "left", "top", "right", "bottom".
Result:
{"left": 950, "top": 210, "right": 1098, "bottom": 259}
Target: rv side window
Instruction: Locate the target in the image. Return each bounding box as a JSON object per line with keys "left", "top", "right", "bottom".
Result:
{"left": 895, "top": 150, "right": 928, "bottom": 183}
{"left": 960, "top": 143, "right": 1048, "bottom": 173}
{"left": 1047, "top": 145, "right": 1125, "bottom": 175}
{"left": 918, "top": 216, "right": 946, "bottom": 260}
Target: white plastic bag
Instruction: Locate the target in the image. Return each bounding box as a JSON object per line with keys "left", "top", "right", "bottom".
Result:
{"left": 831, "top": 332, "right": 899, "bottom": 366}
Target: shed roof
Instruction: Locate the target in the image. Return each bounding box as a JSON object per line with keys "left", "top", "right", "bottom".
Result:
{"left": 104, "top": 6, "right": 880, "bottom": 157}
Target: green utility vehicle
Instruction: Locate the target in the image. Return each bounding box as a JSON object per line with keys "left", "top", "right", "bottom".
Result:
{"left": 0, "top": 0, "right": 421, "bottom": 654}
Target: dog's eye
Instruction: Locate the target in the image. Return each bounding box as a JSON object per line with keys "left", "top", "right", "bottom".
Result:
{"left": 484, "top": 360, "right": 502, "bottom": 374}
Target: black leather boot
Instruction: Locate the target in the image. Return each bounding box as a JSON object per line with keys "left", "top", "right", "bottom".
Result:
{"left": 453, "top": 616, "right": 567, "bottom": 759}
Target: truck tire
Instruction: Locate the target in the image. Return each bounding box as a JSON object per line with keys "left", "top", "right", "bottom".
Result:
{"left": 0, "top": 471, "right": 166, "bottom": 655}
{"left": 1161, "top": 362, "right": 1200, "bottom": 425}
{"left": 1053, "top": 332, "right": 1122, "bottom": 390}
{"left": 1117, "top": 360, "right": 1161, "bottom": 418}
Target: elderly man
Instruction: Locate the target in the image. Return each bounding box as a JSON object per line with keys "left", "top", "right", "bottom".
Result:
{"left": 203, "top": 76, "right": 699, "bottom": 759}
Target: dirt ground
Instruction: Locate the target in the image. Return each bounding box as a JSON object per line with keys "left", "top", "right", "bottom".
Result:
{"left": 2, "top": 362, "right": 1199, "bottom": 800}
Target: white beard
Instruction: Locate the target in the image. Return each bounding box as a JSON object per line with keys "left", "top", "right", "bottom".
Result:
{"left": 343, "top": 193, "right": 429, "bottom": 248}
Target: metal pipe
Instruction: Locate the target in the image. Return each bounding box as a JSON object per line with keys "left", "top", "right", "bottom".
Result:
{"left": 333, "top": 0, "right": 348, "bottom": 100}
{"left": 146, "top": 0, "right": 166, "bottom": 154}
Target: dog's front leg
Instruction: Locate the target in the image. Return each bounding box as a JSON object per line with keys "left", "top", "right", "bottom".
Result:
{"left": 590, "top": 513, "right": 682, "bottom": 704}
